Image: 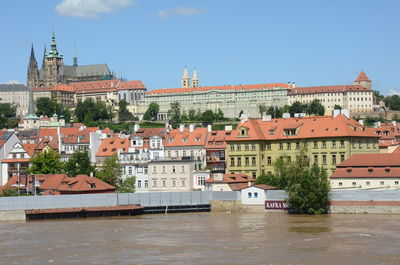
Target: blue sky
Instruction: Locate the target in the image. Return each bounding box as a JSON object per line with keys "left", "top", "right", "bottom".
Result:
{"left": 1, "top": 0, "right": 400, "bottom": 95}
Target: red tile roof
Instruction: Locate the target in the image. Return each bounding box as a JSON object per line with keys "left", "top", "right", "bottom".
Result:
{"left": 56, "top": 175, "right": 115, "bottom": 193}
{"left": 147, "top": 83, "right": 290, "bottom": 95}
{"left": 205, "top": 130, "right": 232, "bottom": 149}
{"left": 336, "top": 153, "right": 400, "bottom": 167}
{"left": 331, "top": 167, "right": 400, "bottom": 179}
{"left": 96, "top": 136, "right": 130, "bottom": 157}
{"left": 226, "top": 115, "right": 378, "bottom": 142}
{"left": 205, "top": 173, "right": 255, "bottom": 183}
{"left": 22, "top": 143, "right": 36, "bottom": 157}
{"left": 165, "top": 128, "right": 208, "bottom": 147}
{"left": 354, "top": 71, "right": 371, "bottom": 82}
{"left": 130, "top": 128, "right": 167, "bottom": 140}
{"left": 288, "top": 85, "right": 370, "bottom": 95}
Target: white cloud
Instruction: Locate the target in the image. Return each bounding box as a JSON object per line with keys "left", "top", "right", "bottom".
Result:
{"left": 55, "top": 0, "right": 134, "bottom": 19}
{"left": 388, "top": 89, "right": 400, "bottom": 96}
{"left": 6, "top": 80, "right": 22, "bottom": 85}
{"left": 158, "top": 6, "right": 206, "bottom": 19}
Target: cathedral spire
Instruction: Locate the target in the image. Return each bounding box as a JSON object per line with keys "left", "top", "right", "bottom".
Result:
{"left": 181, "top": 66, "right": 190, "bottom": 88}
{"left": 27, "top": 44, "right": 39, "bottom": 88}
{"left": 73, "top": 45, "right": 78, "bottom": 66}
{"left": 192, "top": 68, "right": 199, "bottom": 87}
{"left": 30, "top": 44, "right": 36, "bottom": 62}
{"left": 48, "top": 31, "right": 61, "bottom": 58}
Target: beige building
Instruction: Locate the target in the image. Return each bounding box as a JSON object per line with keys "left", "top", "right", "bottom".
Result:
{"left": 146, "top": 68, "right": 291, "bottom": 119}
{"left": 288, "top": 71, "right": 374, "bottom": 116}
{"left": 148, "top": 160, "right": 194, "bottom": 192}
{"left": 331, "top": 153, "right": 400, "bottom": 190}
{"left": 0, "top": 84, "right": 29, "bottom": 116}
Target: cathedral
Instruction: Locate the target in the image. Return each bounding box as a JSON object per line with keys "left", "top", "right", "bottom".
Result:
{"left": 27, "top": 33, "right": 114, "bottom": 88}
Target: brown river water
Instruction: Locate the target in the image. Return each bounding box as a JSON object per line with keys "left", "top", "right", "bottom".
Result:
{"left": 0, "top": 212, "right": 399, "bottom": 265}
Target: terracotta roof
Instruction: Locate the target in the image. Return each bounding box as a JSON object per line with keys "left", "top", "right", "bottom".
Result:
{"left": 147, "top": 83, "right": 290, "bottom": 95}
{"left": 22, "top": 143, "right": 36, "bottom": 156}
{"left": 96, "top": 136, "right": 130, "bottom": 157}
{"left": 61, "top": 127, "right": 98, "bottom": 144}
{"left": 130, "top": 128, "right": 167, "bottom": 140}
{"left": 331, "top": 167, "right": 400, "bottom": 179}
{"left": 336, "top": 153, "right": 400, "bottom": 167}
{"left": 36, "top": 136, "right": 59, "bottom": 151}
{"left": 226, "top": 115, "right": 378, "bottom": 142}
{"left": 205, "top": 173, "right": 255, "bottom": 183}
{"left": 38, "top": 128, "right": 58, "bottom": 139}
{"left": 165, "top": 128, "right": 208, "bottom": 147}
{"left": 36, "top": 174, "right": 69, "bottom": 190}
{"left": 228, "top": 183, "right": 251, "bottom": 191}
{"left": 2, "top": 158, "right": 30, "bottom": 163}
{"left": 205, "top": 130, "right": 232, "bottom": 149}
{"left": 354, "top": 71, "right": 371, "bottom": 82}
{"left": 57, "top": 175, "right": 115, "bottom": 193}
{"left": 288, "top": 85, "right": 370, "bottom": 95}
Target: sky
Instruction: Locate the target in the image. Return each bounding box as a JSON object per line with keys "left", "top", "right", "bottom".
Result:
{"left": 1, "top": 0, "right": 400, "bottom": 95}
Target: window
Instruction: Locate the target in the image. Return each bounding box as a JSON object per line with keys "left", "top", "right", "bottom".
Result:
{"left": 162, "top": 166, "right": 166, "bottom": 173}
{"left": 395, "top": 181, "right": 399, "bottom": 185}
{"left": 254, "top": 192, "right": 258, "bottom": 198}
{"left": 230, "top": 144, "right": 234, "bottom": 151}
{"left": 332, "top": 155, "right": 336, "bottom": 165}
{"left": 245, "top": 144, "right": 249, "bottom": 151}
{"left": 340, "top": 154, "right": 345, "bottom": 163}
{"left": 380, "top": 181, "right": 384, "bottom": 185}
{"left": 267, "top": 156, "right": 272, "bottom": 165}
{"left": 248, "top": 192, "right": 252, "bottom": 198}
{"left": 172, "top": 166, "right": 176, "bottom": 173}
{"left": 322, "top": 155, "right": 327, "bottom": 164}
{"left": 198, "top": 176, "right": 205, "bottom": 186}
{"left": 162, "top": 180, "right": 166, "bottom": 187}
{"left": 313, "top": 141, "right": 318, "bottom": 149}
{"left": 181, "top": 165, "right": 185, "bottom": 173}
{"left": 251, "top": 157, "right": 256, "bottom": 165}
{"left": 266, "top": 143, "right": 271, "bottom": 150}
{"left": 339, "top": 182, "right": 343, "bottom": 186}
{"left": 245, "top": 157, "right": 249, "bottom": 166}
{"left": 172, "top": 180, "right": 176, "bottom": 187}
{"left": 181, "top": 180, "right": 186, "bottom": 187}
{"left": 366, "top": 181, "right": 370, "bottom": 186}
{"left": 279, "top": 143, "right": 284, "bottom": 150}
{"left": 322, "top": 141, "right": 326, "bottom": 148}
{"left": 237, "top": 144, "right": 241, "bottom": 151}
{"left": 352, "top": 182, "right": 357, "bottom": 186}
{"left": 287, "top": 143, "right": 291, "bottom": 150}
{"left": 153, "top": 180, "right": 157, "bottom": 187}
{"left": 153, "top": 166, "right": 156, "bottom": 173}
{"left": 296, "top": 142, "right": 300, "bottom": 150}
{"left": 251, "top": 144, "right": 256, "bottom": 150}
{"left": 314, "top": 154, "right": 318, "bottom": 164}
{"left": 237, "top": 157, "right": 242, "bottom": 166}
{"left": 230, "top": 157, "right": 235, "bottom": 166}
{"left": 332, "top": 141, "right": 336, "bottom": 148}
{"left": 144, "top": 180, "right": 148, "bottom": 188}
{"left": 137, "top": 180, "right": 142, "bottom": 188}
{"left": 340, "top": 140, "right": 345, "bottom": 148}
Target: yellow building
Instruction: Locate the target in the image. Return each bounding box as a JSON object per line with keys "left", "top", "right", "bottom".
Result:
{"left": 225, "top": 114, "right": 380, "bottom": 178}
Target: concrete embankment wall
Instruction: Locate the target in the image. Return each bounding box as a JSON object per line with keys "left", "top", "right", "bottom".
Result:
{"left": 0, "top": 211, "right": 26, "bottom": 221}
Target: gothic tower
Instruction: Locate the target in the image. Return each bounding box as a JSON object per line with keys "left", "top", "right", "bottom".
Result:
{"left": 192, "top": 69, "right": 199, "bottom": 87}
{"left": 42, "top": 32, "right": 65, "bottom": 86}
{"left": 181, "top": 66, "right": 190, "bottom": 88}
{"left": 73, "top": 46, "right": 78, "bottom": 67}
{"left": 27, "top": 44, "right": 40, "bottom": 88}
{"left": 354, "top": 71, "right": 372, "bottom": 90}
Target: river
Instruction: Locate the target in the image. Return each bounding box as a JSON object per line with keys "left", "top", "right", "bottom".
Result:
{"left": 0, "top": 212, "right": 399, "bottom": 264}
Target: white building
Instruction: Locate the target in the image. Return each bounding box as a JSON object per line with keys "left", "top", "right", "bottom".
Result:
{"left": 239, "top": 185, "right": 277, "bottom": 205}
{"left": 148, "top": 160, "right": 194, "bottom": 192}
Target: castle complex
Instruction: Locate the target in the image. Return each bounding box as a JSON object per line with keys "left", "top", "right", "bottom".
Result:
{"left": 27, "top": 33, "right": 114, "bottom": 88}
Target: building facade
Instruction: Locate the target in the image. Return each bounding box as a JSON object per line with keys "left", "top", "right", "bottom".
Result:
{"left": 148, "top": 160, "right": 194, "bottom": 192}
{"left": 0, "top": 84, "right": 29, "bottom": 116}
{"left": 225, "top": 114, "right": 380, "bottom": 177}
{"left": 288, "top": 71, "right": 374, "bottom": 116}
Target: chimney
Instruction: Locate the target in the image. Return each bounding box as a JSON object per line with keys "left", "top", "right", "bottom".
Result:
{"left": 214, "top": 173, "right": 223, "bottom": 181}
{"left": 392, "top": 121, "right": 396, "bottom": 126}
{"left": 179, "top": 124, "right": 184, "bottom": 133}
{"left": 240, "top": 113, "right": 248, "bottom": 123}
{"left": 292, "top": 82, "right": 296, "bottom": 88}
{"left": 224, "top": 125, "right": 232, "bottom": 131}
{"left": 207, "top": 124, "right": 212, "bottom": 132}
{"left": 282, "top": 113, "right": 290, "bottom": 119}
{"left": 189, "top": 124, "right": 194, "bottom": 133}
{"left": 134, "top": 124, "right": 140, "bottom": 132}
{"left": 358, "top": 119, "right": 364, "bottom": 125}
{"left": 90, "top": 172, "right": 93, "bottom": 177}
{"left": 248, "top": 181, "right": 252, "bottom": 187}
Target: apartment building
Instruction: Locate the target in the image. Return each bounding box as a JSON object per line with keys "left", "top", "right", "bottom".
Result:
{"left": 148, "top": 160, "right": 194, "bottom": 192}
{"left": 225, "top": 114, "right": 380, "bottom": 177}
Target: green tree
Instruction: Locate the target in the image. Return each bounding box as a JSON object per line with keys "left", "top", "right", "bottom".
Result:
{"left": 96, "top": 154, "right": 122, "bottom": 187}
{"left": 117, "top": 176, "right": 136, "bottom": 193}
{"left": 238, "top": 110, "right": 244, "bottom": 119}
{"left": 64, "top": 149, "right": 95, "bottom": 177}
{"left": 333, "top": 104, "right": 342, "bottom": 110}
{"left": 384, "top": 95, "right": 400, "bottom": 111}
{"left": 181, "top": 110, "right": 188, "bottom": 122}
{"left": 36, "top": 97, "right": 55, "bottom": 117}
{"left": 373, "top": 90, "right": 385, "bottom": 104}
{"left": 214, "top": 109, "right": 226, "bottom": 121}
{"left": 168, "top": 102, "right": 181, "bottom": 128}
{"left": 188, "top": 108, "right": 197, "bottom": 122}
{"left": 28, "top": 149, "right": 64, "bottom": 174}
{"left": 288, "top": 101, "right": 306, "bottom": 117}
{"left": 143, "top": 102, "right": 160, "bottom": 121}
{"left": 257, "top": 103, "right": 267, "bottom": 118}
{"left": 307, "top": 99, "right": 325, "bottom": 116}
{"left": 201, "top": 110, "right": 215, "bottom": 123}
{"left": 285, "top": 149, "right": 330, "bottom": 215}
{"left": 75, "top": 98, "right": 111, "bottom": 124}
{"left": 118, "top": 99, "right": 134, "bottom": 121}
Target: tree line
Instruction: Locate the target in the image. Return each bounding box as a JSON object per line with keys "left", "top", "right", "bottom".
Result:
{"left": 257, "top": 99, "right": 325, "bottom": 119}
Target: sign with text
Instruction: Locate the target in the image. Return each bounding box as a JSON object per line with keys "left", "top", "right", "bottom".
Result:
{"left": 265, "top": 200, "right": 288, "bottom": 210}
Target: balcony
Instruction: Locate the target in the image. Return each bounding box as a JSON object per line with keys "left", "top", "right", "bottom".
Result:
{"left": 206, "top": 156, "right": 226, "bottom": 163}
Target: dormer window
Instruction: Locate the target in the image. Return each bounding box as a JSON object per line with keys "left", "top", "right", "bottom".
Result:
{"left": 183, "top": 138, "right": 187, "bottom": 142}
{"left": 195, "top": 137, "right": 200, "bottom": 142}
{"left": 283, "top": 129, "right": 296, "bottom": 136}
{"left": 269, "top": 129, "right": 275, "bottom": 135}
{"left": 168, "top": 138, "right": 173, "bottom": 143}
{"left": 240, "top": 128, "right": 248, "bottom": 136}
